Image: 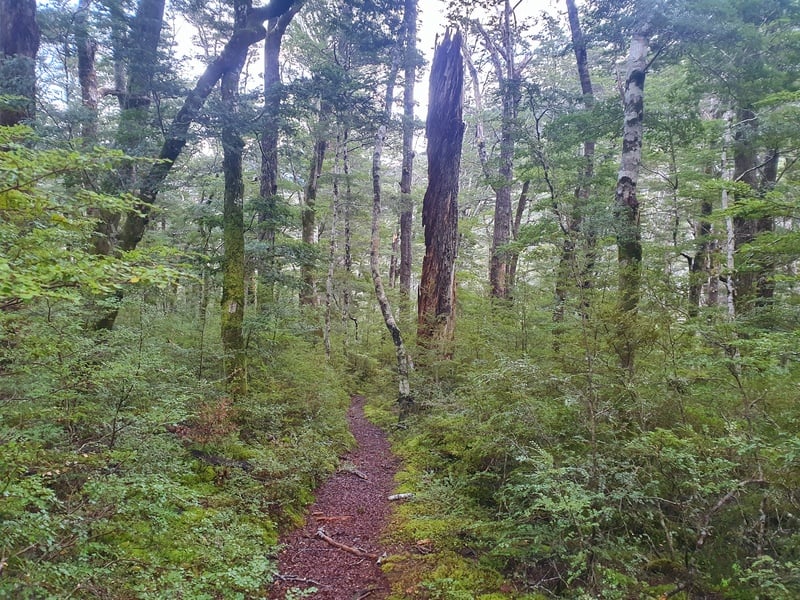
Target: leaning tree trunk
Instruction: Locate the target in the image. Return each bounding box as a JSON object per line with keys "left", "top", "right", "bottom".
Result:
{"left": 614, "top": 31, "right": 649, "bottom": 373}
{"left": 370, "top": 57, "right": 412, "bottom": 414}
{"left": 93, "top": 0, "right": 297, "bottom": 333}
{"left": 417, "top": 30, "right": 464, "bottom": 355}
{"left": 118, "top": 0, "right": 298, "bottom": 253}
{"left": 0, "top": 0, "right": 40, "bottom": 126}
{"left": 219, "top": 0, "right": 250, "bottom": 398}
{"left": 398, "top": 0, "right": 417, "bottom": 304}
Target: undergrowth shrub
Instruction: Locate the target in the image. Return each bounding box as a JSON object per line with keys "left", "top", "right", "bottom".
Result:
{"left": 379, "top": 289, "right": 800, "bottom": 599}
{"left": 0, "top": 296, "right": 352, "bottom": 598}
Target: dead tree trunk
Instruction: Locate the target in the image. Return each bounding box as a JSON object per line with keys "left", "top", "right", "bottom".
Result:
{"left": 614, "top": 31, "right": 649, "bottom": 373}
{"left": 417, "top": 30, "right": 464, "bottom": 354}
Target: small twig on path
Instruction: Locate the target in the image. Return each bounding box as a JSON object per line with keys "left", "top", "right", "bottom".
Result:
{"left": 315, "top": 527, "right": 379, "bottom": 560}
{"left": 273, "top": 573, "right": 321, "bottom": 586}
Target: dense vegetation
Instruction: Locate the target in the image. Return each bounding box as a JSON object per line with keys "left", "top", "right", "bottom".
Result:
{"left": 2, "top": 0, "right": 800, "bottom": 598}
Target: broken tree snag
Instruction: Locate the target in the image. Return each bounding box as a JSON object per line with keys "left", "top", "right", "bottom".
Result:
{"left": 315, "top": 528, "right": 379, "bottom": 560}
{"left": 417, "top": 28, "right": 465, "bottom": 356}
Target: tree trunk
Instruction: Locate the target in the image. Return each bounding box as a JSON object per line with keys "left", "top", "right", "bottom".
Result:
{"left": 113, "top": 0, "right": 166, "bottom": 176}
{"left": 75, "top": 0, "right": 98, "bottom": 142}
{"left": 219, "top": 0, "right": 250, "bottom": 398}
{"left": 0, "top": 0, "right": 40, "bottom": 126}
{"left": 507, "top": 180, "right": 530, "bottom": 291}
{"left": 341, "top": 130, "right": 356, "bottom": 347}
{"left": 398, "top": 0, "right": 417, "bottom": 303}
{"left": 732, "top": 107, "right": 758, "bottom": 313}
{"left": 300, "top": 132, "right": 326, "bottom": 306}
{"left": 417, "top": 30, "right": 464, "bottom": 354}
{"left": 688, "top": 197, "right": 713, "bottom": 317}
{"left": 554, "top": 0, "right": 596, "bottom": 324}
{"left": 324, "top": 135, "right": 341, "bottom": 360}
{"left": 756, "top": 150, "right": 778, "bottom": 304}
{"left": 389, "top": 229, "right": 399, "bottom": 288}
{"left": 475, "top": 2, "right": 520, "bottom": 301}
{"left": 721, "top": 111, "right": 736, "bottom": 319}
{"left": 259, "top": 5, "right": 300, "bottom": 249}
{"left": 614, "top": 32, "right": 649, "bottom": 373}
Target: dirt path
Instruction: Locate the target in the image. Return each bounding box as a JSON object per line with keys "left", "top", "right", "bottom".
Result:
{"left": 270, "top": 395, "right": 400, "bottom": 600}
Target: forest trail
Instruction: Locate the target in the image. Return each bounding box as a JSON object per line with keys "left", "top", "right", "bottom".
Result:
{"left": 269, "top": 395, "right": 400, "bottom": 600}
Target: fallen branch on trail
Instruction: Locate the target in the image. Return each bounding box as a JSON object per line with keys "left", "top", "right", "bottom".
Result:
{"left": 315, "top": 527, "right": 379, "bottom": 560}
{"left": 388, "top": 493, "right": 414, "bottom": 501}
{"left": 338, "top": 461, "right": 369, "bottom": 480}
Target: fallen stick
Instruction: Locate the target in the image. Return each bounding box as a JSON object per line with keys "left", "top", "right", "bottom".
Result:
{"left": 314, "top": 515, "right": 353, "bottom": 523}
{"left": 388, "top": 493, "right": 414, "bottom": 501}
{"left": 273, "top": 573, "right": 321, "bottom": 586}
{"left": 315, "top": 528, "right": 379, "bottom": 560}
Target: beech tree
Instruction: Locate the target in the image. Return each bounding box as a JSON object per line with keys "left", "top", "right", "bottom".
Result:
{"left": 614, "top": 27, "right": 650, "bottom": 372}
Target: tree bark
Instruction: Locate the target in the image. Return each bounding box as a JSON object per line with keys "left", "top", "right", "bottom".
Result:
{"left": 0, "top": 0, "right": 40, "bottom": 126}
{"left": 417, "top": 30, "right": 464, "bottom": 354}
{"left": 614, "top": 32, "right": 649, "bottom": 373}
{"left": 398, "top": 0, "right": 417, "bottom": 302}
{"left": 341, "top": 129, "right": 356, "bottom": 347}
{"left": 219, "top": 0, "right": 251, "bottom": 398}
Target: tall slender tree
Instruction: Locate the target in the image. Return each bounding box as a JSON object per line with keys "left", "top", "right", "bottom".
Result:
{"left": 614, "top": 28, "right": 650, "bottom": 372}
{"left": 398, "top": 0, "right": 418, "bottom": 303}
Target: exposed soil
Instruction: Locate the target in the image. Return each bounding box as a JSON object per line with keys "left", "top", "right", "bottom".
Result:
{"left": 269, "top": 395, "right": 400, "bottom": 600}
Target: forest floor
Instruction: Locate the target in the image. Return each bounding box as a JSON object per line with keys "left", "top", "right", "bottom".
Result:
{"left": 269, "top": 395, "right": 401, "bottom": 600}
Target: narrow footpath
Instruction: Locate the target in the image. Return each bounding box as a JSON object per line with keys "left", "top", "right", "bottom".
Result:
{"left": 270, "top": 395, "right": 400, "bottom": 600}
